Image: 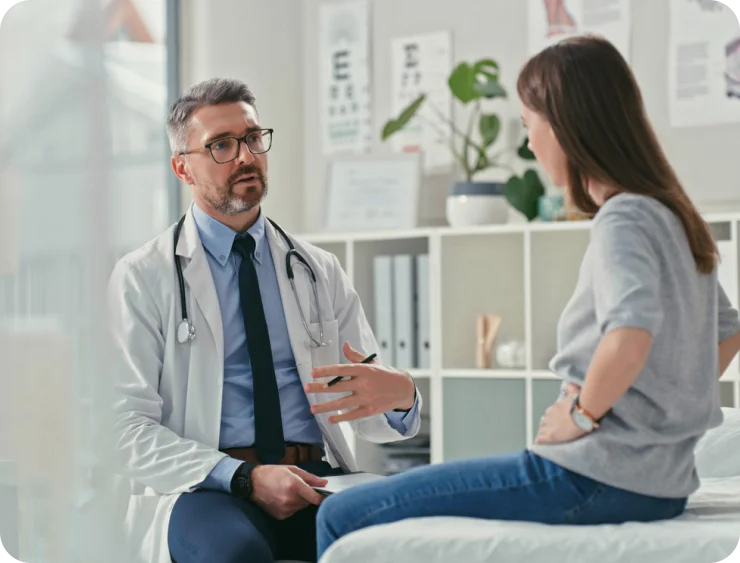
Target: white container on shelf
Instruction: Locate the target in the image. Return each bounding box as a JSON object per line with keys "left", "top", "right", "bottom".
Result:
{"left": 446, "top": 182, "right": 509, "bottom": 227}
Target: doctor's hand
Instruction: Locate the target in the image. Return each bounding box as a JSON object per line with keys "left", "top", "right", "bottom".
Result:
{"left": 250, "top": 465, "right": 328, "bottom": 520}
{"left": 534, "top": 383, "right": 587, "bottom": 445}
{"left": 305, "top": 342, "right": 416, "bottom": 423}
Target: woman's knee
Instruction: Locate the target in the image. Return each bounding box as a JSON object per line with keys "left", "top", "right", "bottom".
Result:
{"left": 316, "top": 493, "right": 338, "bottom": 525}
{"left": 316, "top": 493, "right": 347, "bottom": 538}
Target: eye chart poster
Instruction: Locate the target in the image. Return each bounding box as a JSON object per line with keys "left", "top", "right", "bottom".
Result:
{"left": 669, "top": 0, "right": 740, "bottom": 128}
{"left": 390, "top": 30, "right": 453, "bottom": 172}
{"left": 527, "top": 0, "right": 631, "bottom": 61}
{"left": 320, "top": 0, "right": 372, "bottom": 155}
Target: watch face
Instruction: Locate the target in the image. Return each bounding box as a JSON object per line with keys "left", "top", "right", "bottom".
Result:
{"left": 572, "top": 411, "right": 593, "bottom": 432}
{"left": 234, "top": 475, "right": 251, "bottom": 497}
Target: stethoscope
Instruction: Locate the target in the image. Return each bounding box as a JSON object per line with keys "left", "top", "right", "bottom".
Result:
{"left": 173, "top": 213, "right": 328, "bottom": 348}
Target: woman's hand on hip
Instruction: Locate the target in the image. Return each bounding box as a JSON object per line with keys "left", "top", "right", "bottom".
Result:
{"left": 249, "top": 465, "right": 327, "bottom": 520}
{"left": 305, "top": 342, "right": 416, "bottom": 423}
{"left": 535, "top": 383, "right": 588, "bottom": 445}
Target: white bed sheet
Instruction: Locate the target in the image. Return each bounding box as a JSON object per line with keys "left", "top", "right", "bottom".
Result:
{"left": 320, "top": 476, "right": 740, "bottom": 563}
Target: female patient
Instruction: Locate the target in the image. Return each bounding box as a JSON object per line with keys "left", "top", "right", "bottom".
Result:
{"left": 316, "top": 35, "right": 740, "bottom": 558}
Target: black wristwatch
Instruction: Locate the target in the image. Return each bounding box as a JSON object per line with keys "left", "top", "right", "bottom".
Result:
{"left": 230, "top": 462, "right": 258, "bottom": 499}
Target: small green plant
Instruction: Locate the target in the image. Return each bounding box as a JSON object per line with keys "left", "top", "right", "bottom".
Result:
{"left": 381, "top": 58, "right": 545, "bottom": 221}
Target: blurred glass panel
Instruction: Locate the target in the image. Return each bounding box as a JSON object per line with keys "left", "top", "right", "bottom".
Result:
{"left": 0, "top": 0, "right": 177, "bottom": 561}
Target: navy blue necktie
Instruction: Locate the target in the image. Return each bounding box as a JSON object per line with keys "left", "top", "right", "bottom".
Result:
{"left": 232, "top": 234, "right": 285, "bottom": 464}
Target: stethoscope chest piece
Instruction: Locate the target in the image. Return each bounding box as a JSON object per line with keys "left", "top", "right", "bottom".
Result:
{"left": 177, "top": 319, "right": 195, "bottom": 344}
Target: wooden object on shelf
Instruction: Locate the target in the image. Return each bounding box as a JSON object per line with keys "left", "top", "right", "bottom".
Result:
{"left": 476, "top": 314, "right": 501, "bottom": 369}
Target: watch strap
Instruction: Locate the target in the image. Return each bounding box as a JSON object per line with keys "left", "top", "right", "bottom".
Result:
{"left": 571, "top": 394, "right": 600, "bottom": 429}
{"left": 230, "top": 461, "right": 257, "bottom": 499}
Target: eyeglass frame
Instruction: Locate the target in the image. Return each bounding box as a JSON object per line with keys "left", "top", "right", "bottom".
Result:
{"left": 178, "top": 128, "right": 274, "bottom": 164}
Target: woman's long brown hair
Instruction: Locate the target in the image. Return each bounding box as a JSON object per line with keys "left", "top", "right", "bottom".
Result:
{"left": 517, "top": 35, "right": 717, "bottom": 274}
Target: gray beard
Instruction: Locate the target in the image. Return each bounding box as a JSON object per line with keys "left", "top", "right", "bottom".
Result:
{"left": 205, "top": 181, "right": 269, "bottom": 216}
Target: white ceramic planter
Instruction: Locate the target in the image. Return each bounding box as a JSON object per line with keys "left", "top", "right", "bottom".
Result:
{"left": 446, "top": 182, "right": 509, "bottom": 227}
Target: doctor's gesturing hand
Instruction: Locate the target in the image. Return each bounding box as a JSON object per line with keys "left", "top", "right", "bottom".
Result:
{"left": 305, "top": 343, "right": 417, "bottom": 422}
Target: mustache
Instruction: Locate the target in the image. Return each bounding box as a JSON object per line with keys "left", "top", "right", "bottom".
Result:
{"left": 228, "top": 165, "right": 265, "bottom": 186}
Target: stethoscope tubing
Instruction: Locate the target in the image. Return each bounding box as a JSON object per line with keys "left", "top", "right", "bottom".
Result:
{"left": 173, "top": 213, "right": 326, "bottom": 347}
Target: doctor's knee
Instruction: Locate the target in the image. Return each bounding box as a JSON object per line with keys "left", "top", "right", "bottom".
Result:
{"left": 188, "top": 535, "right": 273, "bottom": 563}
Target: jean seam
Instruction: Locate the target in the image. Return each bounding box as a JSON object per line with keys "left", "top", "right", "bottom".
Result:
{"left": 562, "top": 484, "right": 606, "bottom": 522}
{"left": 351, "top": 469, "right": 570, "bottom": 531}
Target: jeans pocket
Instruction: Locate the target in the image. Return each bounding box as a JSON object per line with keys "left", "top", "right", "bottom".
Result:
{"left": 565, "top": 470, "right": 602, "bottom": 498}
{"left": 562, "top": 483, "right": 688, "bottom": 525}
{"left": 562, "top": 481, "right": 607, "bottom": 524}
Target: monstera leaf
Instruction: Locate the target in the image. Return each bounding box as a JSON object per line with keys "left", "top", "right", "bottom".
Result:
{"left": 472, "top": 59, "right": 507, "bottom": 98}
{"left": 448, "top": 59, "right": 507, "bottom": 104}
{"left": 379, "top": 56, "right": 526, "bottom": 184}
{"left": 381, "top": 94, "right": 426, "bottom": 140}
{"left": 479, "top": 114, "right": 501, "bottom": 148}
{"left": 504, "top": 169, "right": 545, "bottom": 221}
{"left": 448, "top": 63, "right": 478, "bottom": 103}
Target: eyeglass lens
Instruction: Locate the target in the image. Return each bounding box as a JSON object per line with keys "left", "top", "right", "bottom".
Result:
{"left": 210, "top": 129, "right": 272, "bottom": 163}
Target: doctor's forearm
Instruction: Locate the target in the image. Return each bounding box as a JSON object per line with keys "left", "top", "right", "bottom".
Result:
{"left": 578, "top": 328, "right": 652, "bottom": 420}
{"left": 198, "top": 456, "right": 243, "bottom": 492}
{"left": 114, "top": 413, "right": 230, "bottom": 494}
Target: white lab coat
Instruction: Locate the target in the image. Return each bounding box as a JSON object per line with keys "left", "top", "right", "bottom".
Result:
{"left": 107, "top": 208, "right": 422, "bottom": 563}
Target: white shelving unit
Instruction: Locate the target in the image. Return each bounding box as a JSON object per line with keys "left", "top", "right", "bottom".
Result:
{"left": 301, "top": 211, "right": 740, "bottom": 473}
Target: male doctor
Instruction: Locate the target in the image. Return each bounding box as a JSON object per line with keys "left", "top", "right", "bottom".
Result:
{"left": 107, "top": 77, "right": 422, "bottom": 563}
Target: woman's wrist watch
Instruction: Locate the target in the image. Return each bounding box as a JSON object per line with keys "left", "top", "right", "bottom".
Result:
{"left": 570, "top": 393, "right": 600, "bottom": 432}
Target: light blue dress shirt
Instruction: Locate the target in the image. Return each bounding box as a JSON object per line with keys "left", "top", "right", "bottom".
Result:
{"left": 192, "top": 204, "right": 419, "bottom": 492}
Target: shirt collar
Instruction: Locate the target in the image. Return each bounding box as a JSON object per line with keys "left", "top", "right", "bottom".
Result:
{"left": 192, "top": 202, "right": 267, "bottom": 266}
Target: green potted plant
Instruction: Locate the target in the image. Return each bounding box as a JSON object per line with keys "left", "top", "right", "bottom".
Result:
{"left": 381, "top": 58, "right": 545, "bottom": 224}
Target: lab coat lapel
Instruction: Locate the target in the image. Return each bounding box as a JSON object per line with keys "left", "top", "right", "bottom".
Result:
{"left": 266, "top": 220, "right": 354, "bottom": 472}
{"left": 265, "top": 221, "right": 314, "bottom": 394}
{"left": 177, "top": 209, "right": 225, "bottom": 367}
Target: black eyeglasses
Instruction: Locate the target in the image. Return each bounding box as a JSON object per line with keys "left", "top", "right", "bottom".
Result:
{"left": 180, "top": 128, "right": 274, "bottom": 164}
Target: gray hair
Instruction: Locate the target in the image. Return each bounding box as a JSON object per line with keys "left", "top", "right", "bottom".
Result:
{"left": 166, "top": 78, "right": 257, "bottom": 154}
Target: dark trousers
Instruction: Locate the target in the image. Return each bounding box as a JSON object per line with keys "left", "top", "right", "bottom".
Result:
{"left": 169, "top": 461, "right": 343, "bottom": 563}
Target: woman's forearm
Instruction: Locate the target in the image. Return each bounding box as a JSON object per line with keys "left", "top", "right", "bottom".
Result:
{"left": 719, "top": 331, "right": 740, "bottom": 378}
{"left": 578, "top": 328, "right": 654, "bottom": 420}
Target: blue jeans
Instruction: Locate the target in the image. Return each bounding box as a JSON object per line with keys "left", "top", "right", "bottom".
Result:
{"left": 169, "top": 461, "right": 343, "bottom": 563}
{"left": 316, "top": 450, "right": 687, "bottom": 559}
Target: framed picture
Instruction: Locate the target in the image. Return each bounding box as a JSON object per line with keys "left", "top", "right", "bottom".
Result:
{"left": 324, "top": 152, "right": 421, "bottom": 232}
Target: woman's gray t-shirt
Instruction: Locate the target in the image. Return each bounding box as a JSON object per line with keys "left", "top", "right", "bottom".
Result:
{"left": 530, "top": 193, "right": 740, "bottom": 498}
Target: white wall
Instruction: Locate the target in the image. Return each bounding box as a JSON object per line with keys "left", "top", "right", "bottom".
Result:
{"left": 301, "top": 0, "right": 740, "bottom": 233}
{"left": 179, "top": 0, "right": 305, "bottom": 230}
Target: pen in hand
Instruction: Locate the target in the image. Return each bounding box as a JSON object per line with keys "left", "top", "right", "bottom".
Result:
{"left": 327, "top": 353, "right": 377, "bottom": 387}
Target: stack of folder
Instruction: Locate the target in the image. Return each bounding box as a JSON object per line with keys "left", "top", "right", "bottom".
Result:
{"left": 372, "top": 254, "right": 430, "bottom": 369}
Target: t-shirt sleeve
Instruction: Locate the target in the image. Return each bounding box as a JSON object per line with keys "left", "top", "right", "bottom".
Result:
{"left": 590, "top": 209, "right": 664, "bottom": 337}
{"left": 718, "top": 281, "right": 740, "bottom": 342}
